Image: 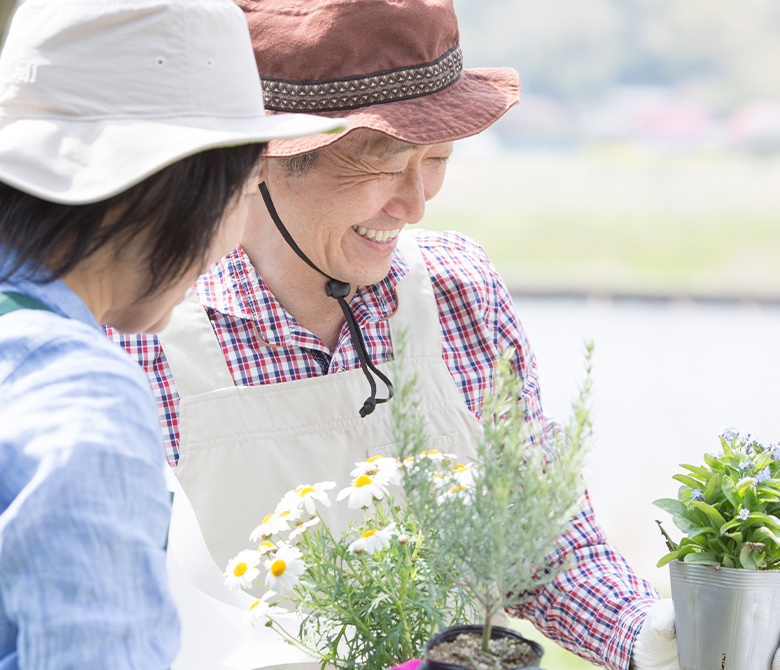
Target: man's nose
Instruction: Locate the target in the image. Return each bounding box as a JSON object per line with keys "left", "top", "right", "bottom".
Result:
{"left": 385, "top": 170, "right": 426, "bottom": 225}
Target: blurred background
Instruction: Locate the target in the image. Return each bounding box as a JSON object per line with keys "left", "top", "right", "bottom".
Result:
{"left": 3, "top": 1, "right": 779, "bottom": 667}
{"left": 435, "top": 1, "right": 780, "bottom": 667}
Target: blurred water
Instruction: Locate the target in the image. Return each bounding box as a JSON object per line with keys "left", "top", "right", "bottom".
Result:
{"left": 511, "top": 295, "right": 780, "bottom": 593}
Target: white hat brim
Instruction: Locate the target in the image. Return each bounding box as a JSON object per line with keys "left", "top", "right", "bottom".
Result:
{"left": 0, "top": 113, "right": 346, "bottom": 204}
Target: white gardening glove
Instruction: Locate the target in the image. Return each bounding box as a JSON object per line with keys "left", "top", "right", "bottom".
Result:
{"left": 631, "top": 598, "right": 780, "bottom": 670}
{"left": 631, "top": 599, "right": 679, "bottom": 670}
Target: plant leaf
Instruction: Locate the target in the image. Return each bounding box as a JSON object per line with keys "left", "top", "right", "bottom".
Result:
{"left": 704, "top": 473, "right": 721, "bottom": 503}
{"left": 680, "top": 464, "right": 711, "bottom": 480}
{"left": 685, "top": 551, "right": 720, "bottom": 565}
{"left": 740, "top": 545, "right": 758, "bottom": 570}
{"left": 752, "top": 526, "right": 780, "bottom": 547}
{"left": 674, "top": 474, "right": 705, "bottom": 490}
{"left": 737, "top": 477, "right": 758, "bottom": 496}
{"left": 653, "top": 498, "right": 687, "bottom": 517}
{"left": 673, "top": 514, "right": 697, "bottom": 534}
{"left": 721, "top": 476, "right": 740, "bottom": 508}
{"left": 689, "top": 500, "right": 726, "bottom": 531}
{"left": 703, "top": 453, "right": 724, "bottom": 471}
{"left": 657, "top": 552, "right": 680, "bottom": 568}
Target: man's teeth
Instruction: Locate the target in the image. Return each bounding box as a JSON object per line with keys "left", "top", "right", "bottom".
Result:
{"left": 351, "top": 225, "right": 401, "bottom": 243}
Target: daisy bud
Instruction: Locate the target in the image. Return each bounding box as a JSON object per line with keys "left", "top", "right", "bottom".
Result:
{"left": 398, "top": 535, "right": 409, "bottom": 545}
{"left": 354, "top": 547, "right": 365, "bottom": 555}
{"left": 264, "top": 620, "right": 273, "bottom": 628}
{"left": 342, "top": 572, "right": 349, "bottom": 578}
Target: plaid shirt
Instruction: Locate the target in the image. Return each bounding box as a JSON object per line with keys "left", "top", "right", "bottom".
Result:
{"left": 106, "top": 229, "right": 658, "bottom": 670}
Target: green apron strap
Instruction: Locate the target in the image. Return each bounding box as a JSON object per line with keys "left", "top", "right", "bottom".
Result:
{"left": 0, "top": 291, "right": 55, "bottom": 316}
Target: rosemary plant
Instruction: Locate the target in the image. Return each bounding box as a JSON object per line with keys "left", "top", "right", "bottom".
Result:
{"left": 393, "top": 345, "right": 593, "bottom": 653}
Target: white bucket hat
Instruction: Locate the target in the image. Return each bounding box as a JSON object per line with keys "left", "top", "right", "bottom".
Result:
{"left": 0, "top": 0, "right": 346, "bottom": 205}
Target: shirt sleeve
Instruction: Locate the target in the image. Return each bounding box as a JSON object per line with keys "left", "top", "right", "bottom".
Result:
{"left": 420, "top": 232, "right": 659, "bottom": 670}
{"left": 483, "top": 257, "right": 660, "bottom": 669}
{"left": 506, "top": 492, "right": 658, "bottom": 670}
{"left": 104, "top": 326, "right": 181, "bottom": 469}
{"left": 0, "top": 328, "right": 180, "bottom": 669}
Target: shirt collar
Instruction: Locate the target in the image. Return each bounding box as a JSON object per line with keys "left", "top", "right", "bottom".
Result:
{"left": 195, "top": 244, "right": 410, "bottom": 348}
{"left": 0, "top": 243, "right": 100, "bottom": 330}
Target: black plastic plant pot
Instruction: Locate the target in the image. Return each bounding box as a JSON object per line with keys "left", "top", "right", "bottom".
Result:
{"left": 421, "top": 624, "right": 545, "bottom": 670}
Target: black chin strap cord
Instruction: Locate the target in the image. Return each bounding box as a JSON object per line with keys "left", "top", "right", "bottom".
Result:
{"left": 259, "top": 182, "right": 394, "bottom": 418}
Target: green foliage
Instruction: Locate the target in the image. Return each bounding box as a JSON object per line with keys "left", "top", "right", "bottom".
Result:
{"left": 291, "top": 500, "right": 476, "bottom": 670}
{"left": 654, "top": 430, "right": 780, "bottom": 570}
{"left": 393, "top": 344, "right": 592, "bottom": 651}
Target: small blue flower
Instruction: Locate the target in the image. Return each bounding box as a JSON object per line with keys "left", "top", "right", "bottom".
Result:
{"left": 691, "top": 488, "right": 704, "bottom": 501}
{"left": 756, "top": 467, "right": 771, "bottom": 484}
{"left": 770, "top": 446, "right": 780, "bottom": 461}
{"left": 719, "top": 427, "right": 739, "bottom": 441}
{"left": 738, "top": 509, "right": 750, "bottom": 521}
{"left": 739, "top": 460, "right": 755, "bottom": 471}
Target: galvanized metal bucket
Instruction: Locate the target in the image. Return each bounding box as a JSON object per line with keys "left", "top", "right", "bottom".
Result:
{"left": 670, "top": 561, "right": 780, "bottom": 670}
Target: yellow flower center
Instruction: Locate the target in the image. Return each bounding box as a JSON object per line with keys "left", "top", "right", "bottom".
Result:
{"left": 279, "top": 511, "right": 290, "bottom": 518}
{"left": 262, "top": 513, "right": 273, "bottom": 524}
{"left": 421, "top": 450, "right": 440, "bottom": 456}
{"left": 233, "top": 562, "right": 248, "bottom": 577}
{"left": 249, "top": 600, "right": 260, "bottom": 610}
{"left": 299, "top": 487, "right": 316, "bottom": 496}
{"left": 355, "top": 475, "right": 373, "bottom": 488}
{"left": 454, "top": 464, "right": 468, "bottom": 472}
{"left": 257, "top": 542, "right": 275, "bottom": 552}
{"left": 362, "top": 529, "right": 378, "bottom": 538}
{"left": 449, "top": 484, "right": 466, "bottom": 494}
{"left": 271, "top": 559, "right": 287, "bottom": 577}
{"left": 367, "top": 455, "right": 383, "bottom": 462}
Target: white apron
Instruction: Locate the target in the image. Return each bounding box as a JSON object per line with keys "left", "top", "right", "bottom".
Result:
{"left": 159, "top": 232, "right": 483, "bottom": 668}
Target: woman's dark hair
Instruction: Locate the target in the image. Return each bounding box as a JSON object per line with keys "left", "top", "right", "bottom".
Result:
{"left": 0, "top": 143, "right": 265, "bottom": 295}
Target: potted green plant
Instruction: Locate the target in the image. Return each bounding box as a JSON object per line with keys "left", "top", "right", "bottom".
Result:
{"left": 393, "top": 347, "right": 592, "bottom": 670}
{"left": 654, "top": 428, "right": 780, "bottom": 670}
{"left": 220, "top": 346, "right": 591, "bottom": 670}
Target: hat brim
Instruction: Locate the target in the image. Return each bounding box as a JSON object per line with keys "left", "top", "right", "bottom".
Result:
{"left": 0, "top": 113, "right": 346, "bottom": 204}
{"left": 264, "top": 67, "right": 519, "bottom": 157}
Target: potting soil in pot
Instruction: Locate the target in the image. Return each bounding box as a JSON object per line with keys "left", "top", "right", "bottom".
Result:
{"left": 427, "top": 632, "right": 541, "bottom": 669}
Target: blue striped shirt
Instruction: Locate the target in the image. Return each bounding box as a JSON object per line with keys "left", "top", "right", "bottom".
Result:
{"left": 0, "top": 249, "right": 179, "bottom": 670}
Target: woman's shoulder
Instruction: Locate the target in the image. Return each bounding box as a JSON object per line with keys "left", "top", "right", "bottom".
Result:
{"left": 0, "top": 311, "right": 160, "bottom": 457}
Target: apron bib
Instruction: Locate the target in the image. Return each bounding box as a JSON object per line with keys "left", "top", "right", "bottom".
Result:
{"left": 159, "top": 232, "right": 483, "bottom": 667}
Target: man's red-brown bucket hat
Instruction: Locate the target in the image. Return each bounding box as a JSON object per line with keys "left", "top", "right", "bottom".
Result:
{"left": 235, "top": 0, "right": 520, "bottom": 157}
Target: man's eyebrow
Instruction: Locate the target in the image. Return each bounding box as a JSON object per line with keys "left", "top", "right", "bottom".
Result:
{"left": 365, "top": 137, "right": 417, "bottom": 158}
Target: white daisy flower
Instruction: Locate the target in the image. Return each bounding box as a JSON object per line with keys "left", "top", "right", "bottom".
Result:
{"left": 336, "top": 471, "right": 391, "bottom": 509}
{"left": 224, "top": 549, "right": 261, "bottom": 591}
{"left": 418, "top": 449, "right": 456, "bottom": 463}
{"left": 249, "top": 508, "right": 302, "bottom": 541}
{"left": 453, "top": 463, "right": 476, "bottom": 489}
{"left": 437, "top": 482, "right": 474, "bottom": 505}
{"left": 288, "top": 516, "right": 321, "bottom": 540}
{"left": 351, "top": 457, "right": 402, "bottom": 484}
{"left": 256, "top": 541, "right": 277, "bottom": 556}
{"left": 347, "top": 523, "right": 398, "bottom": 555}
{"left": 246, "top": 590, "right": 276, "bottom": 627}
{"left": 281, "top": 481, "right": 336, "bottom": 515}
{"left": 264, "top": 543, "right": 306, "bottom": 594}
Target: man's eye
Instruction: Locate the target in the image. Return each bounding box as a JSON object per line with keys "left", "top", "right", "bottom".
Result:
{"left": 384, "top": 171, "right": 404, "bottom": 179}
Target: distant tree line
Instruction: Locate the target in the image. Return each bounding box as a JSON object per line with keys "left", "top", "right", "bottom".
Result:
{"left": 456, "top": 0, "right": 780, "bottom": 111}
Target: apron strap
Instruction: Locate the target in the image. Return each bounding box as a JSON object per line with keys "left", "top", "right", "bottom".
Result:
{"left": 157, "top": 288, "right": 234, "bottom": 399}
{"left": 392, "top": 231, "right": 443, "bottom": 359}
{"left": 0, "top": 291, "right": 55, "bottom": 316}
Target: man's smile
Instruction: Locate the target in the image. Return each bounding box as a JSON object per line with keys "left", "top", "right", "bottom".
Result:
{"left": 351, "top": 225, "right": 402, "bottom": 244}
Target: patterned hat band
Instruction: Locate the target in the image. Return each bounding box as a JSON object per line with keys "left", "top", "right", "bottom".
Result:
{"left": 261, "top": 44, "right": 463, "bottom": 113}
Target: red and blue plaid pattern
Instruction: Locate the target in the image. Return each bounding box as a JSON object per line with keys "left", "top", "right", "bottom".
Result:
{"left": 106, "top": 229, "right": 657, "bottom": 670}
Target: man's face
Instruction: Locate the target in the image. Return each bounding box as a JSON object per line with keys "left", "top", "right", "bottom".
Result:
{"left": 258, "top": 129, "right": 453, "bottom": 287}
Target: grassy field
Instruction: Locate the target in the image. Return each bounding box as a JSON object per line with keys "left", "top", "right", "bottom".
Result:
{"left": 423, "top": 146, "right": 780, "bottom": 299}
